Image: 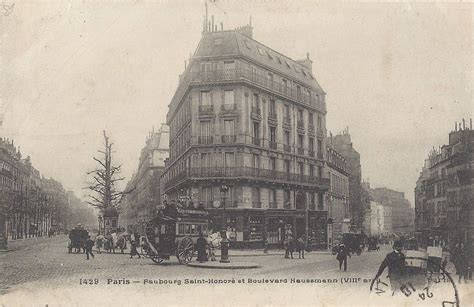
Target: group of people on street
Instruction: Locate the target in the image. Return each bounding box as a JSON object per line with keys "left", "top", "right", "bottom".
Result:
{"left": 81, "top": 231, "right": 143, "bottom": 260}
{"left": 452, "top": 243, "right": 472, "bottom": 283}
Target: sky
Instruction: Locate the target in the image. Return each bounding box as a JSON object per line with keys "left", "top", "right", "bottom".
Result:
{"left": 1, "top": 1, "right": 472, "bottom": 206}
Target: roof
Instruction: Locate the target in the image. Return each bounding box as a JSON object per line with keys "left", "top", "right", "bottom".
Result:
{"left": 194, "top": 30, "right": 324, "bottom": 92}
{"left": 103, "top": 206, "right": 119, "bottom": 217}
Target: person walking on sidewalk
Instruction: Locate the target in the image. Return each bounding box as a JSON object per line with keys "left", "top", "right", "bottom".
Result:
{"left": 85, "top": 236, "right": 95, "bottom": 260}
{"left": 130, "top": 240, "right": 141, "bottom": 259}
{"left": 336, "top": 243, "right": 350, "bottom": 271}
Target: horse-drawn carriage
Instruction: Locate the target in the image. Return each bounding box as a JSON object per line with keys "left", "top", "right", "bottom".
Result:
{"left": 367, "top": 236, "right": 379, "bottom": 251}
{"left": 68, "top": 224, "right": 88, "bottom": 253}
{"left": 341, "top": 233, "right": 364, "bottom": 255}
{"left": 141, "top": 205, "right": 209, "bottom": 264}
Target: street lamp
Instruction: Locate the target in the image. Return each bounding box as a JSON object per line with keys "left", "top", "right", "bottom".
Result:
{"left": 98, "top": 216, "right": 103, "bottom": 235}
{"left": 219, "top": 184, "right": 230, "bottom": 263}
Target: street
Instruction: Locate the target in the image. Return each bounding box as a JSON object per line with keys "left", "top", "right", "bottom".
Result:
{"left": 1, "top": 236, "right": 472, "bottom": 306}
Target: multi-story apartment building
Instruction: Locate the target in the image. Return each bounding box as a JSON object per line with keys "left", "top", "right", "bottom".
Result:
{"left": 331, "top": 129, "right": 364, "bottom": 231}
{"left": 326, "top": 144, "right": 349, "bottom": 247}
{"left": 372, "top": 187, "right": 414, "bottom": 235}
{"left": 415, "top": 119, "right": 473, "bottom": 256}
{"left": 121, "top": 124, "right": 169, "bottom": 234}
{"left": 161, "top": 23, "right": 330, "bottom": 248}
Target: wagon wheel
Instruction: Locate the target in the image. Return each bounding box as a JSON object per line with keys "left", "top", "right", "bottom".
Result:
{"left": 140, "top": 243, "right": 153, "bottom": 258}
{"left": 177, "top": 237, "right": 194, "bottom": 264}
{"left": 151, "top": 256, "right": 164, "bottom": 264}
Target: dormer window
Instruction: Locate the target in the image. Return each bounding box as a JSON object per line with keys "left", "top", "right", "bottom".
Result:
{"left": 285, "top": 61, "right": 291, "bottom": 69}
{"left": 302, "top": 71, "right": 307, "bottom": 78}
{"left": 244, "top": 40, "right": 252, "bottom": 49}
{"left": 294, "top": 65, "right": 300, "bottom": 73}
{"left": 266, "top": 51, "right": 273, "bottom": 60}
{"left": 257, "top": 46, "right": 264, "bottom": 56}
{"left": 277, "top": 57, "right": 282, "bottom": 64}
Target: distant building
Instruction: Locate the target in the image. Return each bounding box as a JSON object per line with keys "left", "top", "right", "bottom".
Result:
{"left": 120, "top": 124, "right": 169, "bottom": 233}
{"left": 415, "top": 119, "right": 473, "bottom": 257}
{"left": 326, "top": 143, "right": 349, "bottom": 247}
{"left": 362, "top": 181, "right": 387, "bottom": 237}
{"left": 161, "top": 20, "right": 330, "bottom": 248}
{"left": 371, "top": 187, "right": 414, "bottom": 235}
{"left": 331, "top": 128, "right": 364, "bottom": 231}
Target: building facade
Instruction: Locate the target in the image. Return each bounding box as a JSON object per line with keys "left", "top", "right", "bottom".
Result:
{"left": 326, "top": 144, "right": 349, "bottom": 247}
{"left": 331, "top": 129, "right": 364, "bottom": 231}
{"left": 161, "top": 23, "right": 330, "bottom": 248}
{"left": 415, "top": 119, "right": 473, "bottom": 257}
{"left": 121, "top": 124, "right": 170, "bottom": 233}
{"left": 371, "top": 187, "right": 414, "bottom": 235}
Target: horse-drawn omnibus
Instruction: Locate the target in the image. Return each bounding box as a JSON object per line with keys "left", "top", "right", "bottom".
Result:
{"left": 141, "top": 205, "right": 209, "bottom": 264}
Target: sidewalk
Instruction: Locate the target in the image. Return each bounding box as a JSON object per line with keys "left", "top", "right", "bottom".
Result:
{"left": 3, "top": 235, "right": 65, "bottom": 252}
{"left": 213, "top": 249, "right": 330, "bottom": 257}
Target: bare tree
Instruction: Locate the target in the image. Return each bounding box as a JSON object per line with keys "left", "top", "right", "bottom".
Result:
{"left": 85, "top": 131, "right": 124, "bottom": 211}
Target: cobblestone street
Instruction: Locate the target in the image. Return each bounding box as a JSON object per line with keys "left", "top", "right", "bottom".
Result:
{"left": 2, "top": 236, "right": 472, "bottom": 306}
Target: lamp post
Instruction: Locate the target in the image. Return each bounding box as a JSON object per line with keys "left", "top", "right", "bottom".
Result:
{"left": 219, "top": 184, "right": 230, "bottom": 263}
{"left": 98, "top": 216, "right": 103, "bottom": 235}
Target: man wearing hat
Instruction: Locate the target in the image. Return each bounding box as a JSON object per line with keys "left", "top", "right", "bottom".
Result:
{"left": 371, "top": 240, "right": 407, "bottom": 292}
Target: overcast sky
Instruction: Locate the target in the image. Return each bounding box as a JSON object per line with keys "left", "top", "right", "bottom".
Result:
{"left": 1, "top": 1, "right": 472, "bottom": 205}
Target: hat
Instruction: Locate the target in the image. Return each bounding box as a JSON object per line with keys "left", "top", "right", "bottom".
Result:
{"left": 393, "top": 240, "right": 403, "bottom": 249}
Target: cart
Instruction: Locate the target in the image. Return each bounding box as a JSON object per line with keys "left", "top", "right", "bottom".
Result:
{"left": 68, "top": 225, "right": 88, "bottom": 253}
{"left": 367, "top": 237, "right": 379, "bottom": 251}
{"left": 141, "top": 205, "right": 209, "bottom": 264}
{"left": 342, "top": 233, "right": 363, "bottom": 255}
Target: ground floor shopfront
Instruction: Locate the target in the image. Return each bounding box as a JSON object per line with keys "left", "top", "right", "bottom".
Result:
{"left": 207, "top": 208, "right": 328, "bottom": 249}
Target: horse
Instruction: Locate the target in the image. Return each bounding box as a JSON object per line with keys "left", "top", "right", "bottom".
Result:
{"left": 116, "top": 235, "right": 127, "bottom": 254}
{"left": 95, "top": 235, "right": 105, "bottom": 254}
{"left": 287, "top": 238, "right": 306, "bottom": 259}
{"left": 207, "top": 232, "right": 222, "bottom": 261}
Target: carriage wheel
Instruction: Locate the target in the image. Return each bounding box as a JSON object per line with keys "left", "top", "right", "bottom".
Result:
{"left": 140, "top": 244, "right": 152, "bottom": 258}
{"left": 177, "top": 237, "right": 194, "bottom": 264}
{"left": 151, "top": 256, "right": 164, "bottom": 264}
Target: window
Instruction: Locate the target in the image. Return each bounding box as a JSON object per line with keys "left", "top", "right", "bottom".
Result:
{"left": 310, "top": 193, "right": 315, "bottom": 210}
{"left": 269, "top": 189, "right": 277, "bottom": 208}
{"left": 298, "top": 134, "right": 304, "bottom": 148}
{"left": 224, "top": 120, "right": 235, "bottom": 136}
{"left": 296, "top": 85, "right": 301, "bottom": 99}
{"left": 200, "top": 121, "right": 211, "bottom": 136}
{"left": 224, "top": 152, "right": 234, "bottom": 167}
{"left": 285, "top": 61, "right": 291, "bottom": 69}
{"left": 298, "top": 109, "right": 303, "bottom": 122}
{"left": 266, "top": 50, "right": 273, "bottom": 60}
{"left": 309, "top": 112, "right": 314, "bottom": 125}
{"left": 298, "top": 162, "right": 304, "bottom": 175}
{"left": 317, "top": 139, "right": 323, "bottom": 154}
{"left": 284, "top": 159, "right": 290, "bottom": 173}
{"left": 201, "top": 91, "right": 211, "bottom": 105}
{"left": 283, "top": 79, "right": 288, "bottom": 94}
{"left": 244, "top": 40, "right": 251, "bottom": 49}
{"left": 309, "top": 137, "right": 314, "bottom": 152}
{"left": 252, "top": 187, "right": 261, "bottom": 208}
{"left": 269, "top": 127, "right": 276, "bottom": 143}
{"left": 270, "top": 157, "right": 276, "bottom": 171}
{"left": 252, "top": 154, "right": 260, "bottom": 169}
{"left": 253, "top": 93, "right": 259, "bottom": 109}
{"left": 224, "top": 90, "right": 234, "bottom": 105}
{"left": 284, "top": 104, "right": 290, "bottom": 118}
{"left": 309, "top": 165, "right": 314, "bottom": 178}
{"left": 284, "top": 130, "right": 290, "bottom": 145}
{"left": 253, "top": 122, "right": 260, "bottom": 139}
{"left": 267, "top": 73, "right": 273, "bottom": 86}
{"left": 277, "top": 57, "right": 282, "bottom": 64}
{"left": 284, "top": 190, "right": 291, "bottom": 203}
{"left": 269, "top": 99, "right": 276, "bottom": 115}
{"left": 317, "top": 115, "right": 322, "bottom": 129}
{"left": 257, "top": 46, "right": 264, "bottom": 56}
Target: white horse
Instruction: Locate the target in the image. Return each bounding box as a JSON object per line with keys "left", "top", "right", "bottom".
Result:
{"left": 207, "top": 232, "right": 222, "bottom": 261}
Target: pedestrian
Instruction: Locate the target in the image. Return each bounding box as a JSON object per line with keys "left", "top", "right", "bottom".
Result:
{"left": 336, "top": 243, "right": 350, "bottom": 271}
{"left": 130, "top": 240, "right": 141, "bottom": 259}
{"left": 85, "top": 236, "right": 95, "bottom": 260}
{"left": 197, "top": 232, "right": 208, "bottom": 263}
{"left": 370, "top": 240, "right": 406, "bottom": 292}
{"left": 454, "top": 244, "right": 469, "bottom": 283}
{"left": 284, "top": 225, "right": 293, "bottom": 259}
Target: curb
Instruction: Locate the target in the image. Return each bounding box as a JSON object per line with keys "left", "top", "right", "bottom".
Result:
{"left": 188, "top": 262, "right": 261, "bottom": 269}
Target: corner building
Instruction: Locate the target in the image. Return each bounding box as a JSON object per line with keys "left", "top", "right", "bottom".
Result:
{"left": 162, "top": 24, "right": 330, "bottom": 249}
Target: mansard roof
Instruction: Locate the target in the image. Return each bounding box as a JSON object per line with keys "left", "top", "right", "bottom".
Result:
{"left": 193, "top": 29, "right": 324, "bottom": 93}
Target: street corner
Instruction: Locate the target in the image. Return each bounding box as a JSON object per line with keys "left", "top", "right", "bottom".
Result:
{"left": 187, "top": 261, "right": 261, "bottom": 269}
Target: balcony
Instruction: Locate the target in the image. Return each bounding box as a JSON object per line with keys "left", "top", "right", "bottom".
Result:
{"left": 268, "top": 112, "right": 277, "bottom": 122}
{"left": 297, "top": 147, "right": 304, "bottom": 155}
{"left": 283, "top": 116, "right": 291, "bottom": 126}
{"left": 198, "top": 105, "right": 214, "bottom": 116}
{"left": 284, "top": 144, "right": 292, "bottom": 152}
{"left": 221, "top": 135, "right": 237, "bottom": 144}
{"left": 269, "top": 141, "right": 277, "bottom": 149}
{"left": 251, "top": 107, "right": 262, "bottom": 120}
{"left": 308, "top": 124, "right": 315, "bottom": 133}
{"left": 252, "top": 201, "right": 262, "bottom": 208}
{"left": 297, "top": 120, "right": 305, "bottom": 130}
{"left": 198, "top": 136, "right": 213, "bottom": 145}
{"left": 220, "top": 103, "right": 238, "bottom": 116}
{"left": 252, "top": 137, "right": 261, "bottom": 146}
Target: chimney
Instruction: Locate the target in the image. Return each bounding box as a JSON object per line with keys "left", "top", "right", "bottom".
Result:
{"left": 236, "top": 24, "right": 253, "bottom": 38}
{"left": 296, "top": 52, "right": 313, "bottom": 71}
{"left": 220, "top": 22, "right": 223, "bottom": 31}
{"left": 470, "top": 118, "right": 472, "bottom": 129}
{"left": 211, "top": 15, "right": 214, "bottom": 32}
{"left": 463, "top": 118, "right": 466, "bottom": 130}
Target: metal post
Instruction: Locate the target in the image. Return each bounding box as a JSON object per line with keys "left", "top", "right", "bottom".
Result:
{"left": 220, "top": 185, "right": 230, "bottom": 263}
